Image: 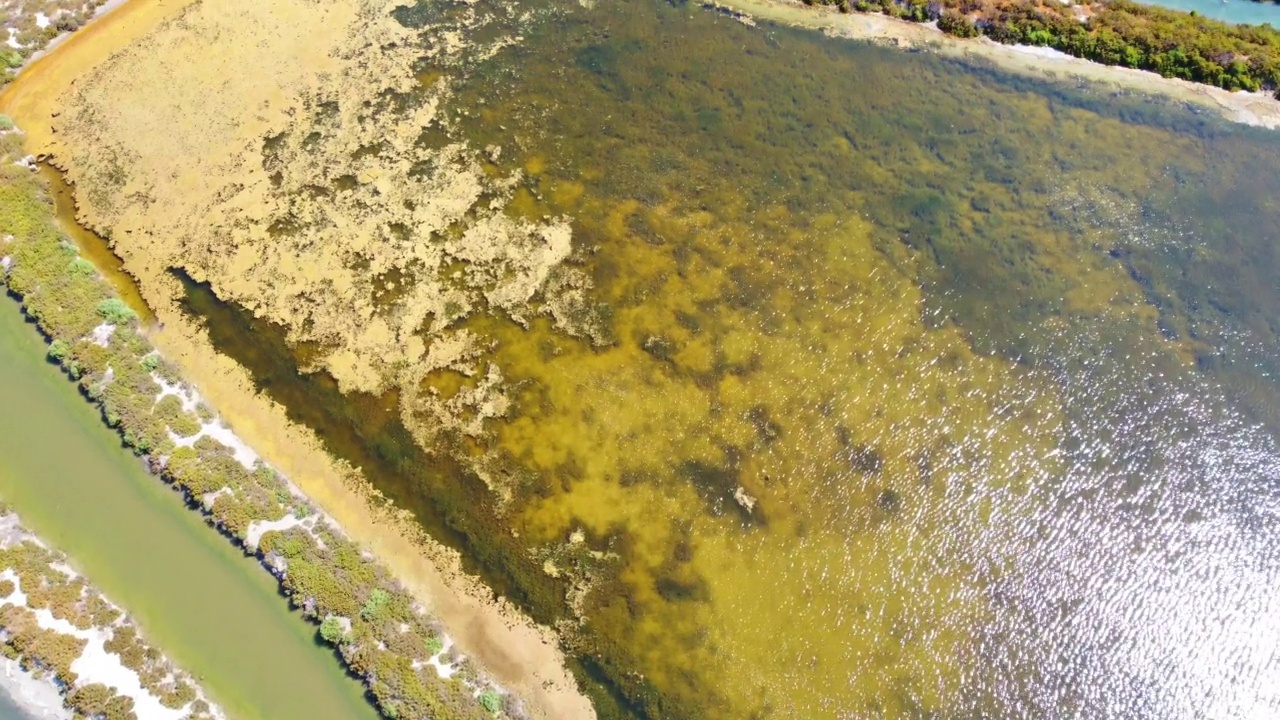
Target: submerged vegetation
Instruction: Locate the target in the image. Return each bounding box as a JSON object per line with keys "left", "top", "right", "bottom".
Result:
{"left": 816, "top": 0, "right": 1280, "bottom": 93}
{"left": 0, "top": 129, "right": 519, "bottom": 720}
{"left": 13, "top": 0, "right": 1280, "bottom": 718}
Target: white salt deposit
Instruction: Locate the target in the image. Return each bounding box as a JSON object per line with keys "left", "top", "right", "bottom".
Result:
{"left": 167, "top": 420, "right": 259, "bottom": 470}
{"left": 89, "top": 323, "right": 115, "bottom": 348}
{"left": 151, "top": 373, "right": 200, "bottom": 413}
{"left": 0, "top": 571, "right": 220, "bottom": 720}
{"left": 244, "top": 514, "right": 310, "bottom": 550}
{"left": 200, "top": 487, "right": 232, "bottom": 509}
{"left": 0, "top": 657, "right": 71, "bottom": 720}
{"left": 424, "top": 635, "right": 459, "bottom": 680}
{"left": 154, "top": 373, "right": 258, "bottom": 469}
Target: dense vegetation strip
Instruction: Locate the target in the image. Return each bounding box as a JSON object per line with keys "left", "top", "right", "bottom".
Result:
{"left": 807, "top": 0, "right": 1280, "bottom": 93}
{"left": 0, "top": 126, "right": 520, "bottom": 720}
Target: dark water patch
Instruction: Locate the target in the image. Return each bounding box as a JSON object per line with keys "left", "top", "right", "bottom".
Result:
{"left": 176, "top": 272, "right": 533, "bottom": 593}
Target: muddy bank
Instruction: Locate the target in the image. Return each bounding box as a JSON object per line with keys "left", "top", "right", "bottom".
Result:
{"left": 709, "top": 0, "right": 1280, "bottom": 129}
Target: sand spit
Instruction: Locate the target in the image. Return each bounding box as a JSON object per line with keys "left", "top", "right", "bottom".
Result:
{"left": 0, "top": 1, "right": 596, "bottom": 717}
{"left": 708, "top": 0, "right": 1280, "bottom": 129}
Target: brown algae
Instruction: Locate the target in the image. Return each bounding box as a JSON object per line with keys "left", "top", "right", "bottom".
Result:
{"left": 25, "top": 0, "right": 1280, "bottom": 718}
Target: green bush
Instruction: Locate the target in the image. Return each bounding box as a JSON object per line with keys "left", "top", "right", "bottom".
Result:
{"left": 96, "top": 298, "right": 137, "bottom": 324}
{"left": 47, "top": 339, "right": 70, "bottom": 362}
{"left": 69, "top": 257, "right": 96, "bottom": 277}
{"left": 938, "top": 10, "right": 980, "bottom": 38}
{"left": 361, "top": 588, "right": 391, "bottom": 621}
{"left": 319, "top": 616, "right": 348, "bottom": 644}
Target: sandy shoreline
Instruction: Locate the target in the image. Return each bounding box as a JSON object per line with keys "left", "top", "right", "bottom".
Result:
{"left": 709, "top": 0, "right": 1280, "bottom": 129}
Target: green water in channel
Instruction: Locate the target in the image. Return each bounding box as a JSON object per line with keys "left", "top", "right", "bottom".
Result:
{"left": 0, "top": 295, "right": 380, "bottom": 720}
{"left": 170, "top": 0, "right": 1280, "bottom": 717}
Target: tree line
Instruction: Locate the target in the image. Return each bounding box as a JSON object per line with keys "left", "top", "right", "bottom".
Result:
{"left": 814, "top": 0, "right": 1280, "bottom": 94}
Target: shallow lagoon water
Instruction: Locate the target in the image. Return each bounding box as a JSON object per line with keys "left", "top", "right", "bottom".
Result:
{"left": 1135, "top": 0, "right": 1280, "bottom": 25}
{"left": 180, "top": 0, "right": 1280, "bottom": 717}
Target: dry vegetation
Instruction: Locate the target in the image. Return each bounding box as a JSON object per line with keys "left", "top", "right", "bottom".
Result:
{"left": 0, "top": 123, "right": 532, "bottom": 719}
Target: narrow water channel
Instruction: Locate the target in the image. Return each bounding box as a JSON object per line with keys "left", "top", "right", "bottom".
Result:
{"left": 0, "top": 294, "right": 379, "bottom": 720}
{"left": 37, "top": 164, "right": 153, "bottom": 325}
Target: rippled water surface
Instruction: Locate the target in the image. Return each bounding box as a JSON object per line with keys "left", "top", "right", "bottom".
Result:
{"left": 183, "top": 0, "right": 1280, "bottom": 716}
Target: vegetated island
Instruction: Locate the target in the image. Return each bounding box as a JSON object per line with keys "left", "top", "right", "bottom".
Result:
{"left": 0, "top": 123, "right": 534, "bottom": 720}
{"left": 0, "top": 503, "right": 223, "bottom": 720}
{"left": 807, "top": 0, "right": 1280, "bottom": 93}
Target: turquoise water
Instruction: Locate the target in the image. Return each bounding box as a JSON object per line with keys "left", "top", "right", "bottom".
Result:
{"left": 1136, "top": 0, "right": 1280, "bottom": 25}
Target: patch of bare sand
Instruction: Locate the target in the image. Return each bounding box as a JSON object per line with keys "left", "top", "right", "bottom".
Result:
{"left": 710, "top": 0, "right": 1280, "bottom": 130}
{"left": 1, "top": 1, "right": 596, "bottom": 717}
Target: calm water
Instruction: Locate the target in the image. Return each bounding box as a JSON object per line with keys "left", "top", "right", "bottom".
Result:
{"left": 1136, "top": 0, "right": 1280, "bottom": 25}
{"left": 0, "top": 295, "right": 380, "bottom": 720}
{"left": 178, "top": 0, "right": 1280, "bottom": 717}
